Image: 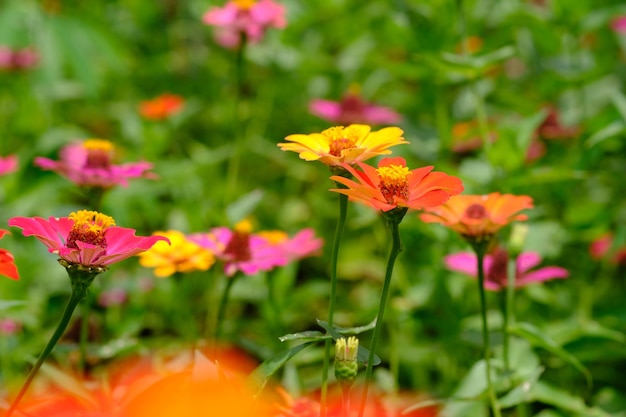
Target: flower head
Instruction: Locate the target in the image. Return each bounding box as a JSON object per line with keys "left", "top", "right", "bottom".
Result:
{"left": 0, "top": 154, "right": 18, "bottom": 175}
{"left": 589, "top": 233, "right": 626, "bottom": 265}
{"left": 0, "top": 46, "right": 38, "bottom": 71}
{"left": 420, "top": 192, "right": 533, "bottom": 240}
{"left": 202, "top": 0, "right": 286, "bottom": 49}
{"left": 445, "top": 248, "right": 569, "bottom": 291}
{"left": 536, "top": 106, "right": 580, "bottom": 140}
{"left": 329, "top": 157, "right": 463, "bottom": 212}
{"left": 0, "top": 318, "right": 21, "bottom": 335}
{"left": 0, "top": 229, "right": 19, "bottom": 280}
{"left": 34, "top": 139, "right": 156, "bottom": 188}
{"left": 139, "top": 93, "right": 185, "bottom": 120}
{"left": 309, "top": 87, "right": 401, "bottom": 126}
{"left": 611, "top": 15, "right": 626, "bottom": 34}
{"left": 9, "top": 210, "right": 169, "bottom": 269}
{"left": 138, "top": 230, "right": 215, "bottom": 277}
{"left": 278, "top": 124, "right": 407, "bottom": 167}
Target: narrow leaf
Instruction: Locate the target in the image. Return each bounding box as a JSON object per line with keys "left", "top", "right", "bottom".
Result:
{"left": 248, "top": 342, "right": 313, "bottom": 394}
{"left": 278, "top": 330, "right": 328, "bottom": 342}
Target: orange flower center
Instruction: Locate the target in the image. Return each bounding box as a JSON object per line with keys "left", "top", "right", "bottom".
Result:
{"left": 376, "top": 164, "right": 410, "bottom": 204}
{"left": 323, "top": 127, "right": 358, "bottom": 157}
{"left": 66, "top": 210, "right": 115, "bottom": 249}
{"left": 233, "top": 0, "right": 256, "bottom": 10}
{"left": 465, "top": 203, "right": 488, "bottom": 219}
{"left": 83, "top": 139, "right": 114, "bottom": 169}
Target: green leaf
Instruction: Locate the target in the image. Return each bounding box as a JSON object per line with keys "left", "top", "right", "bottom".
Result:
{"left": 316, "top": 318, "right": 377, "bottom": 335}
{"left": 510, "top": 322, "right": 592, "bottom": 388}
{"left": 226, "top": 189, "right": 264, "bottom": 224}
{"left": 498, "top": 366, "right": 544, "bottom": 408}
{"left": 532, "top": 381, "right": 612, "bottom": 417}
{"left": 278, "top": 330, "right": 328, "bottom": 342}
{"left": 316, "top": 319, "right": 381, "bottom": 366}
{"left": 0, "top": 300, "right": 26, "bottom": 311}
{"left": 585, "top": 121, "right": 625, "bottom": 148}
{"left": 248, "top": 341, "right": 314, "bottom": 394}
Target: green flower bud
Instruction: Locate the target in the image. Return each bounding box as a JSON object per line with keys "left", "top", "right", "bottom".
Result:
{"left": 335, "top": 337, "right": 359, "bottom": 387}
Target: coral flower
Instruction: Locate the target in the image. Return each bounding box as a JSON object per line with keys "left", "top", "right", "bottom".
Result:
{"left": 420, "top": 192, "right": 534, "bottom": 240}
{"left": 0, "top": 229, "right": 19, "bottom": 280}
{"left": 329, "top": 157, "right": 464, "bottom": 212}
{"left": 138, "top": 230, "right": 215, "bottom": 277}
{"left": 9, "top": 210, "right": 169, "bottom": 268}
{"left": 445, "top": 247, "right": 569, "bottom": 291}
{"left": 34, "top": 139, "right": 155, "bottom": 188}
{"left": 202, "top": 0, "right": 286, "bottom": 49}
{"left": 278, "top": 124, "right": 407, "bottom": 167}
{"left": 0, "top": 154, "right": 18, "bottom": 175}
{"left": 309, "top": 88, "right": 402, "bottom": 126}
{"left": 139, "top": 93, "right": 185, "bottom": 120}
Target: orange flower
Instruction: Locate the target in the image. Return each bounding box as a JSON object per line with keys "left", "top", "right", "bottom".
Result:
{"left": 420, "top": 192, "right": 533, "bottom": 239}
{"left": 278, "top": 124, "right": 407, "bottom": 167}
{"left": 329, "top": 157, "right": 463, "bottom": 212}
{"left": 139, "top": 93, "right": 184, "bottom": 120}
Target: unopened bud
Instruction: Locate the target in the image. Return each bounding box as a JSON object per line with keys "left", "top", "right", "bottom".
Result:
{"left": 509, "top": 223, "right": 529, "bottom": 258}
{"left": 335, "top": 337, "right": 359, "bottom": 387}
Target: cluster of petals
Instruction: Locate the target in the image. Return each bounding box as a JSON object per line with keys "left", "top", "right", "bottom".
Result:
{"left": 0, "top": 229, "right": 19, "bottom": 280}
{"left": 0, "top": 46, "right": 38, "bottom": 71}
{"left": 420, "top": 192, "right": 534, "bottom": 239}
{"left": 188, "top": 224, "right": 322, "bottom": 277}
{"left": 35, "top": 139, "right": 156, "bottom": 188}
{"left": 0, "top": 154, "right": 18, "bottom": 175}
{"left": 278, "top": 124, "right": 407, "bottom": 167}
{"left": 445, "top": 248, "right": 569, "bottom": 291}
{"left": 8, "top": 210, "right": 169, "bottom": 268}
{"left": 309, "top": 89, "right": 401, "bottom": 126}
{"left": 138, "top": 93, "right": 185, "bottom": 120}
{"left": 589, "top": 232, "right": 626, "bottom": 265}
{"left": 202, "top": 0, "right": 286, "bottom": 49}
{"left": 330, "top": 157, "right": 464, "bottom": 213}
{"left": 138, "top": 230, "right": 215, "bottom": 277}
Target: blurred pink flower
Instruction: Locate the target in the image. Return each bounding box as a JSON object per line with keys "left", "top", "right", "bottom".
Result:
{"left": 0, "top": 46, "right": 38, "bottom": 70}
{"left": 34, "top": 139, "right": 155, "bottom": 188}
{"left": 9, "top": 210, "right": 169, "bottom": 268}
{"left": 98, "top": 287, "right": 128, "bottom": 307}
{"left": 0, "top": 318, "right": 21, "bottom": 335}
{"left": 590, "top": 233, "right": 626, "bottom": 265}
{"left": 309, "top": 90, "right": 402, "bottom": 125}
{"left": 610, "top": 16, "right": 626, "bottom": 34}
{"left": 445, "top": 248, "right": 569, "bottom": 291}
{"left": 0, "top": 154, "right": 18, "bottom": 175}
{"left": 536, "top": 106, "right": 580, "bottom": 140}
{"left": 202, "top": 0, "right": 286, "bottom": 49}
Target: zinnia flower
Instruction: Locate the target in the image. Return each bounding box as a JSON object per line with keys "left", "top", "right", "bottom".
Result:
{"left": 536, "top": 106, "right": 580, "bottom": 140}
{"left": 34, "top": 139, "right": 155, "bottom": 188}
{"left": 445, "top": 247, "right": 569, "bottom": 291}
{"left": 202, "top": 0, "right": 286, "bottom": 49}
{"left": 309, "top": 88, "right": 401, "bottom": 126}
{"left": 278, "top": 124, "right": 407, "bottom": 167}
{"left": 610, "top": 15, "right": 626, "bottom": 34}
{"left": 329, "top": 157, "right": 464, "bottom": 212}
{"left": 450, "top": 120, "right": 497, "bottom": 153}
{"left": 589, "top": 233, "right": 626, "bottom": 265}
{"left": 0, "top": 318, "right": 21, "bottom": 335}
{"left": 0, "top": 46, "right": 38, "bottom": 70}
{"left": 0, "top": 154, "right": 18, "bottom": 175}
{"left": 138, "top": 230, "right": 215, "bottom": 277}
{"left": 420, "top": 192, "right": 534, "bottom": 240}
{"left": 139, "top": 93, "right": 185, "bottom": 120}
{"left": 0, "top": 229, "right": 19, "bottom": 280}
{"left": 9, "top": 210, "right": 168, "bottom": 268}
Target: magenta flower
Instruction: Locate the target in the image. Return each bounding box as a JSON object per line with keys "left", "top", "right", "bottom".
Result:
{"left": 611, "top": 16, "right": 626, "bottom": 34}
{"left": 202, "top": 0, "right": 286, "bottom": 49}
{"left": 9, "top": 210, "right": 169, "bottom": 268}
{"left": 444, "top": 248, "right": 569, "bottom": 291}
{"left": 34, "top": 139, "right": 155, "bottom": 189}
{"left": 589, "top": 233, "right": 626, "bottom": 265}
{"left": 310, "top": 90, "right": 402, "bottom": 126}
{"left": 0, "top": 46, "right": 38, "bottom": 71}
{"left": 0, "top": 318, "right": 21, "bottom": 336}
{"left": 0, "top": 154, "right": 18, "bottom": 175}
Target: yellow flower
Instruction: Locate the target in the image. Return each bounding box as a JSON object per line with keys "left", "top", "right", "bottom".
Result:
{"left": 278, "top": 124, "right": 407, "bottom": 167}
{"left": 138, "top": 230, "right": 215, "bottom": 277}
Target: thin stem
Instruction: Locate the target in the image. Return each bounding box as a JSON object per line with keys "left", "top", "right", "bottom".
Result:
{"left": 358, "top": 212, "right": 405, "bottom": 417}
{"left": 475, "top": 245, "right": 502, "bottom": 417}
{"left": 503, "top": 255, "right": 517, "bottom": 377}
{"left": 215, "top": 274, "right": 238, "bottom": 341}
{"left": 78, "top": 295, "right": 92, "bottom": 375}
{"left": 320, "top": 190, "right": 348, "bottom": 417}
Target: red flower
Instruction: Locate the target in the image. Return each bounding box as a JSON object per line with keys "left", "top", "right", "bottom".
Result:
{"left": 0, "top": 229, "right": 19, "bottom": 280}
{"left": 139, "top": 93, "right": 185, "bottom": 120}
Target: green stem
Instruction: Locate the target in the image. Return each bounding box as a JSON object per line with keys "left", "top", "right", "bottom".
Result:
{"left": 7, "top": 267, "right": 99, "bottom": 417}
{"left": 358, "top": 209, "right": 406, "bottom": 417}
{"left": 320, "top": 190, "right": 348, "bottom": 417}
{"left": 504, "top": 255, "right": 517, "bottom": 377}
{"left": 78, "top": 294, "right": 92, "bottom": 374}
{"left": 215, "top": 274, "right": 238, "bottom": 341}
{"left": 474, "top": 244, "right": 502, "bottom": 417}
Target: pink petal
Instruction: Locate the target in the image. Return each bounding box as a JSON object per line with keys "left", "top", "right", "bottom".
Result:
{"left": 100, "top": 227, "right": 170, "bottom": 265}
{"left": 518, "top": 266, "right": 569, "bottom": 286}
{"left": 203, "top": 4, "right": 238, "bottom": 26}
{"left": 444, "top": 252, "right": 478, "bottom": 276}
{"left": 8, "top": 216, "right": 72, "bottom": 251}
{"left": 309, "top": 99, "right": 342, "bottom": 122}
{"left": 516, "top": 252, "right": 541, "bottom": 273}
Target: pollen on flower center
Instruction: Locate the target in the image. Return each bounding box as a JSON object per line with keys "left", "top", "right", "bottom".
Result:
{"left": 224, "top": 231, "right": 251, "bottom": 262}
{"left": 83, "top": 139, "right": 114, "bottom": 169}
{"left": 323, "top": 126, "right": 358, "bottom": 157}
{"left": 66, "top": 210, "right": 115, "bottom": 249}
{"left": 377, "top": 164, "right": 410, "bottom": 203}
{"left": 465, "top": 203, "right": 488, "bottom": 220}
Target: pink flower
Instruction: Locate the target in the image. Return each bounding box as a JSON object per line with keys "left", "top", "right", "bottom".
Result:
{"left": 202, "top": 0, "right": 286, "bottom": 49}
{"left": 589, "top": 233, "right": 626, "bottom": 265}
{"left": 0, "top": 318, "right": 21, "bottom": 336}
{"left": 444, "top": 248, "right": 569, "bottom": 291}
{"left": 0, "top": 154, "right": 18, "bottom": 175}
{"left": 610, "top": 16, "right": 626, "bottom": 34}
{"left": 34, "top": 139, "right": 155, "bottom": 188}
{"left": 309, "top": 90, "right": 401, "bottom": 126}
{"left": 0, "top": 46, "right": 38, "bottom": 70}
{"left": 9, "top": 210, "right": 169, "bottom": 268}
{"left": 98, "top": 287, "right": 128, "bottom": 307}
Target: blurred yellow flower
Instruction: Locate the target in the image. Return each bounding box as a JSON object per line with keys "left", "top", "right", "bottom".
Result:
{"left": 138, "top": 230, "right": 215, "bottom": 277}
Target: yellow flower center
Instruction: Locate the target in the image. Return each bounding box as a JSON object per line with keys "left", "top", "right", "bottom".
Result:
{"left": 233, "top": 0, "right": 256, "bottom": 10}
{"left": 83, "top": 139, "right": 114, "bottom": 169}
{"left": 323, "top": 126, "right": 358, "bottom": 157}
{"left": 376, "top": 164, "right": 410, "bottom": 203}
{"left": 464, "top": 203, "right": 488, "bottom": 220}
{"left": 257, "top": 230, "right": 288, "bottom": 244}
{"left": 66, "top": 210, "right": 115, "bottom": 249}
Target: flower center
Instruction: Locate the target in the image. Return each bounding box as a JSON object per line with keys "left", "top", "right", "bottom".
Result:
{"left": 376, "top": 164, "right": 410, "bottom": 203}
{"left": 257, "top": 230, "right": 288, "bottom": 245}
{"left": 323, "top": 126, "right": 358, "bottom": 157}
{"left": 465, "top": 203, "right": 488, "bottom": 219}
{"left": 66, "top": 210, "right": 115, "bottom": 249}
{"left": 223, "top": 220, "right": 253, "bottom": 262}
{"left": 83, "top": 139, "right": 114, "bottom": 169}
{"left": 486, "top": 248, "right": 509, "bottom": 288}
{"left": 233, "top": 0, "right": 256, "bottom": 10}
